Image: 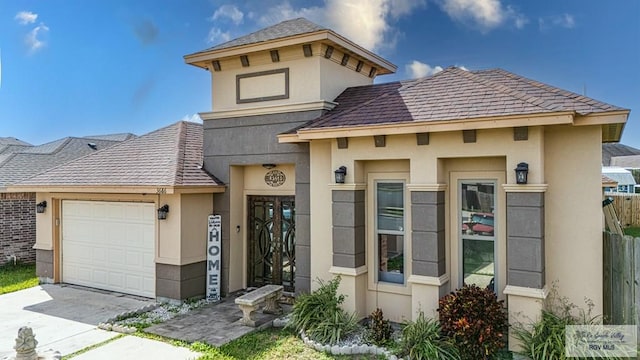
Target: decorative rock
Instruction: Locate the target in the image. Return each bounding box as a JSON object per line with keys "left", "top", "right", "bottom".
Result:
{"left": 331, "top": 345, "right": 340, "bottom": 354}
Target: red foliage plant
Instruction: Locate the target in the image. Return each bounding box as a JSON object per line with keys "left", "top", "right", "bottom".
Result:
{"left": 437, "top": 284, "right": 508, "bottom": 360}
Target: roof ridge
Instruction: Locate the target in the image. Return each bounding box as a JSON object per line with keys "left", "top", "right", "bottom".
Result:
{"left": 488, "top": 68, "right": 620, "bottom": 112}
{"left": 172, "top": 121, "right": 188, "bottom": 185}
{"left": 459, "top": 68, "right": 561, "bottom": 112}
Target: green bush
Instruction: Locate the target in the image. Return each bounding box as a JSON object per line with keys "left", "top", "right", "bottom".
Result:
{"left": 399, "top": 311, "right": 460, "bottom": 360}
{"left": 512, "top": 288, "right": 623, "bottom": 360}
{"left": 438, "top": 284, "right": 508, "bottom": 360}
{"left": 287, "top": 276, "right": 359, "bottom": 345}
{"left": 365, "top": 308, "right": 394, "bottom": 346}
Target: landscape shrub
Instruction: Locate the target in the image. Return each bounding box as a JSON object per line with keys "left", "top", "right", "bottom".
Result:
{"left": 511, "top": 287, "right": 623, "bottom": 360}
{"left": 438, "top": 284, "right": 508, "bottom": 360}
{"left": 287, "top": 276, "right": 359, "bottom": 344}
{"left": 365, "top": 308, "right": 394, "bottom": 346}
{"left": 398, "top": 311, "right": 459, "bottom": 360}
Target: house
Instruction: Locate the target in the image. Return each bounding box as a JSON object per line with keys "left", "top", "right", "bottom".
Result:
{"left": 184, "top": 17, "right": 629, "bottom": 336}
{"left": 602, "top": 174, "right": 619, "bottom": 194}
{"left": 0, "top": 134, "right": 133, "bottom": 264}
{"left": 15, "top": 18, "right": 630, "bottom": 347}
{"left": 602, "top": 166, "right": 636, "bottom": 193}
{"left": 602, "top": 143, "right": 640, "bottom": 166}
{"left": 12, "top": 122, "right": 223, "bottom": 299}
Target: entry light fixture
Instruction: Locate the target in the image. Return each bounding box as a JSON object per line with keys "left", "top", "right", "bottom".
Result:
{"left": 157, "top": 204, "right": 169, "bottom": 220}
{"left": 334, "top": 166, "right": 347, "bottom": 184}
{"left": 36, "top": 201, "right": 47, "bottom": 214}
{"left": 262, "top": 163, "right": 276, "bottom": 169}
{"left": 515, "top": 162, "right": 529, "bottom": 184}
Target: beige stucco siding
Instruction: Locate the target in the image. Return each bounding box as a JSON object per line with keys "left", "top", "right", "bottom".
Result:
{"left": 310, "top": 141, "right": 334, "bottom": 288}
{"left": 180, "top": 193, "right": 214, "bottom": 265}
{"left": 544, "top": 125, "right": 603, "bottom": 312}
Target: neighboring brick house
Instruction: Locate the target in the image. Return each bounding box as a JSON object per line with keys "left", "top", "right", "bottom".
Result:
{"left": 0, "top": 133, "right": 134, "bottom": 264}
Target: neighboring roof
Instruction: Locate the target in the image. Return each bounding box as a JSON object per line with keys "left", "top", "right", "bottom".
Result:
{"left": 0, "top": 136, "right": 129, "bottom": 188}
{"left": 83, "top": 133, "right": 136, "bottom": 141}
{"left": 204, "top": 18, "right": 326, "bottom": 52}
{"left": 602, "top": 143, "right": 640, "bottom": 165}
{"left": 602, "top": 174, "right": 618, "bottom": 187}
{"left": 299, "top": 67, "right": 627, "bottom": 131}
{"left": 602, "top": 167, "right": 636, "bottom": 185}
{"left": 611, "top": 155, "right": 640, "bottom": 169}
{"left": 0, "top": 137, "right": 31, "bottom": 147}
{"left": 15, "top": 121, "right": 222, "bottom": 189}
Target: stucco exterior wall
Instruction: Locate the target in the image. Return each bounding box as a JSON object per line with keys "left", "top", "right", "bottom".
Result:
{"left": 210, "top": 45, "right": 373, "bottom": 112}
{"left": 544, "top": 125, "right": 603, "bottom": 312}
{"left": 310, "top": 124, "right": 604, "bottom": 324}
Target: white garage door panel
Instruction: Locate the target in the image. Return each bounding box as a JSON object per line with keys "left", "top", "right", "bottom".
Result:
{"left": 62, "top": 201, "right": 155, "bottom": 298}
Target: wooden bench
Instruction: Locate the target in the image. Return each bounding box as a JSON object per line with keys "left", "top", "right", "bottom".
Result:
{"left": 235, "top": 284, "right": 284, "bottom": 326}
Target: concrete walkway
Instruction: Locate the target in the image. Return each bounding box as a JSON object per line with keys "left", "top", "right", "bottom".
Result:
{"left": 0, "top": 285, "right": 198, "bottom": 359}
{"left": 146, "top": 294, "right": 290, "bottom": 347}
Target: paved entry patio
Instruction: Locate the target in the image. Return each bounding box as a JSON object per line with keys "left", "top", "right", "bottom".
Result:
{"left": 146, "top": 293, "right": 292, "bottom": 347}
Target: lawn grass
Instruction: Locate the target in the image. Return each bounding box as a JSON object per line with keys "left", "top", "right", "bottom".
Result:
{"left": 135, "top": 328, "right": 382, "bottom": 360}
{"left": 0, "top": 263, "right": 38, "bottom": 295}
{"left": 624, "top": 226, "right": 640, "bottom": 238}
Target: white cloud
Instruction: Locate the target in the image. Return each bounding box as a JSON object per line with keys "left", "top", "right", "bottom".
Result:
{"left": 438, "top": 0, "right": 527, "bottom": 31}
{"left": 251, "top": 0, "right": 426, "bottom": 52}
{"left": 182, "top": 113, "right": 202, "bottom": 123}
{"left": 25, "top": 23, "right": 49, "bottom": 53}
{"left": 406, "top": 60, "right": 443, "bottom": 78}
{"left": 539, "top": 13, "right": 576, "bottom": 31}
{"left": 212, "top": 5, "right": 244, "bottom": 25}
{"left": 15, "top": 11, "right": 38, "bottom": 25}
{"left": 207, "top": 27, "right": 231, "bottom": 44}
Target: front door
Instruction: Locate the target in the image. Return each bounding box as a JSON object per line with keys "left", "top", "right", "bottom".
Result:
{"left": 248, "top": 196, "right": 295, "bottom": 292}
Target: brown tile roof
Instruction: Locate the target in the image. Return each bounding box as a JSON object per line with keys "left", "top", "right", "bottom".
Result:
{"left": 299, "top": 67, "right": 627, "bottom": 131}
{"left": 602, "top": 143, "right": 640, "bottom": 165}
{"left": 191, "top": 18, "right": 326, "bottom": 54}
{"left": 17, "top": 121, "right": 222, "bottom": 188}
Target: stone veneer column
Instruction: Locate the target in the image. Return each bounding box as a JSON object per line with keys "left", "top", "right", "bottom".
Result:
{"left": 411, "top": 191, "right": 446, "bottom": 277}
{"left": 503, "top": 185, "right": 548, "bottom": 352}
{"left": 407, "top": 185, "right": 449, "bottom": 320}
{"left": 330, "top": 187, "right": 367, "bottom": 317}
{"left": 331, "top": 190, "right": 365, "bottom": 268}
{"left": 506, "top": 192, "right": 545, "bottom": 288}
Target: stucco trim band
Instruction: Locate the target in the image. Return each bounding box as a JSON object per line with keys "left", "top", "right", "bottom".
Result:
{"left": 328, "top": 183, "right": 366, "bottom": 191}
{"left": 203, "top": 100, "right": 338, "bottom": 120}
{"left": 406, "top": 184, "right": 448, "bottom": 192}
{"left": 502, "top": 184, "right": 548, "bottom": 193}
{"left": 503, "top": 284, "right": 549, "bottom": 299}
{"left": 329, "top": 265, "right": 368, "bottom": 276}
{"left": 407, "top": 273, "right": 450, "bottom": 286}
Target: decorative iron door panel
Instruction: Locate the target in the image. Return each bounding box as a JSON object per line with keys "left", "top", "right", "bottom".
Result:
{"left": 248, "top": 196, "right": 295, "bottom": 292}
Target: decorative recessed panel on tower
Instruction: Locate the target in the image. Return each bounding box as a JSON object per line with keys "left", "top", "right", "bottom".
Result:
{"left": 236, "top": 68, "right": 289, "bottom": 104}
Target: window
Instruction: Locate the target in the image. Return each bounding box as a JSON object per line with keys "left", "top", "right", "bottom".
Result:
{"left": 460, "top": 181, "right": 496, "bottom": 292}
{"left": 376, "top": 182, "right": 405, "bottom": 284}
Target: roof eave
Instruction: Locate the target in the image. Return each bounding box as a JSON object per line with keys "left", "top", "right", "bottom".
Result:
{"left": 6, "top": 184, "right": 226, "bottom": 194}
{"left": 184, "top": 29, "right": 396, "bottom": 74}
{"left": 290, "top": 112, "right": 576, "bottom": 140}
{"left": 573, "top": 110, "right": 630, "bottom": 143}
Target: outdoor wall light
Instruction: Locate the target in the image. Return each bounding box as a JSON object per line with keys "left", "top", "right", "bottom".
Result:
{"left": 36, "top": 201, "right": 47, "bottom": 214}
{"left": 157, "top": 204, "right": 169, "bottom": 220}
{"left": 334, "top": 166, "right": 347, "bottom": 184}
{"left": 515, "top": 162, "right": 529, "bottom": 184}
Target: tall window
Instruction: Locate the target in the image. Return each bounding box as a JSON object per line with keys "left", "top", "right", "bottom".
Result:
{"left": 460, "top": 181, "right": 496, "bottom": 292}
{"left": 376, "top": 182, "right": 405, "bottom": 284}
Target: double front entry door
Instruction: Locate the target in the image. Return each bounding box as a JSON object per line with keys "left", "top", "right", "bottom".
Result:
{"left": 247, "top": 196, "right": 295, "bottom": 292}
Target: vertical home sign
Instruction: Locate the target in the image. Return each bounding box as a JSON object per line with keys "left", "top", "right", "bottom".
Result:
{"left": 207, "top": 214, "right": 222, "bottom": 302}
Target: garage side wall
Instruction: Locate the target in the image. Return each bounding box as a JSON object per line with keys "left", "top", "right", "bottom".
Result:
{"left": 0, "top": 192, "right": 36, "bottom": 264}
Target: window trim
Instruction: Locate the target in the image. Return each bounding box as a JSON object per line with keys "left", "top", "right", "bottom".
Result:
{"left": 367, "top": 172, "right": 411, "bottom": 295}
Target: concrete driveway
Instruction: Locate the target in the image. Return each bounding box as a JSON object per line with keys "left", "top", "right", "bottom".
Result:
{"left": 0, "top": 284, "right": 200, "bottom": 359}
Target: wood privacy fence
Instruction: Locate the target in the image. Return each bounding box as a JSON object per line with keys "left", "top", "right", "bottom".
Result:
{"left": 603, "top": 232, "right": 639, "bottom": 332}
{"left": 605, "top": 192, "right": 640, "bottom": 228}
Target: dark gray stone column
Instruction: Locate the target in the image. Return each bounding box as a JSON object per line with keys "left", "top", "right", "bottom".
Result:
{"left": 411, "top": 191, "right": 446, "bottom": 277}
{"left": 332, "top": 190, "right": 365, "bottom": 268}
{"left": 156, "top": 262, "right": 206, "bottom": 300}
{"left": 35, "top": 249, "right": 54, "bottom": 280}
{"left": 506, "top": 192, "right": 545, "bottom": 288}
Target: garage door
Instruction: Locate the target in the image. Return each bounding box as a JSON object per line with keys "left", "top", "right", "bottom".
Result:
{"left": 62, "top": 200, "right": 155, "bottom": 298}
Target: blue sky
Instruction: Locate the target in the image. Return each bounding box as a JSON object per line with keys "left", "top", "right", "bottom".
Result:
{"left": 1, "top": 0, "right": 638, "bottom": 148}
